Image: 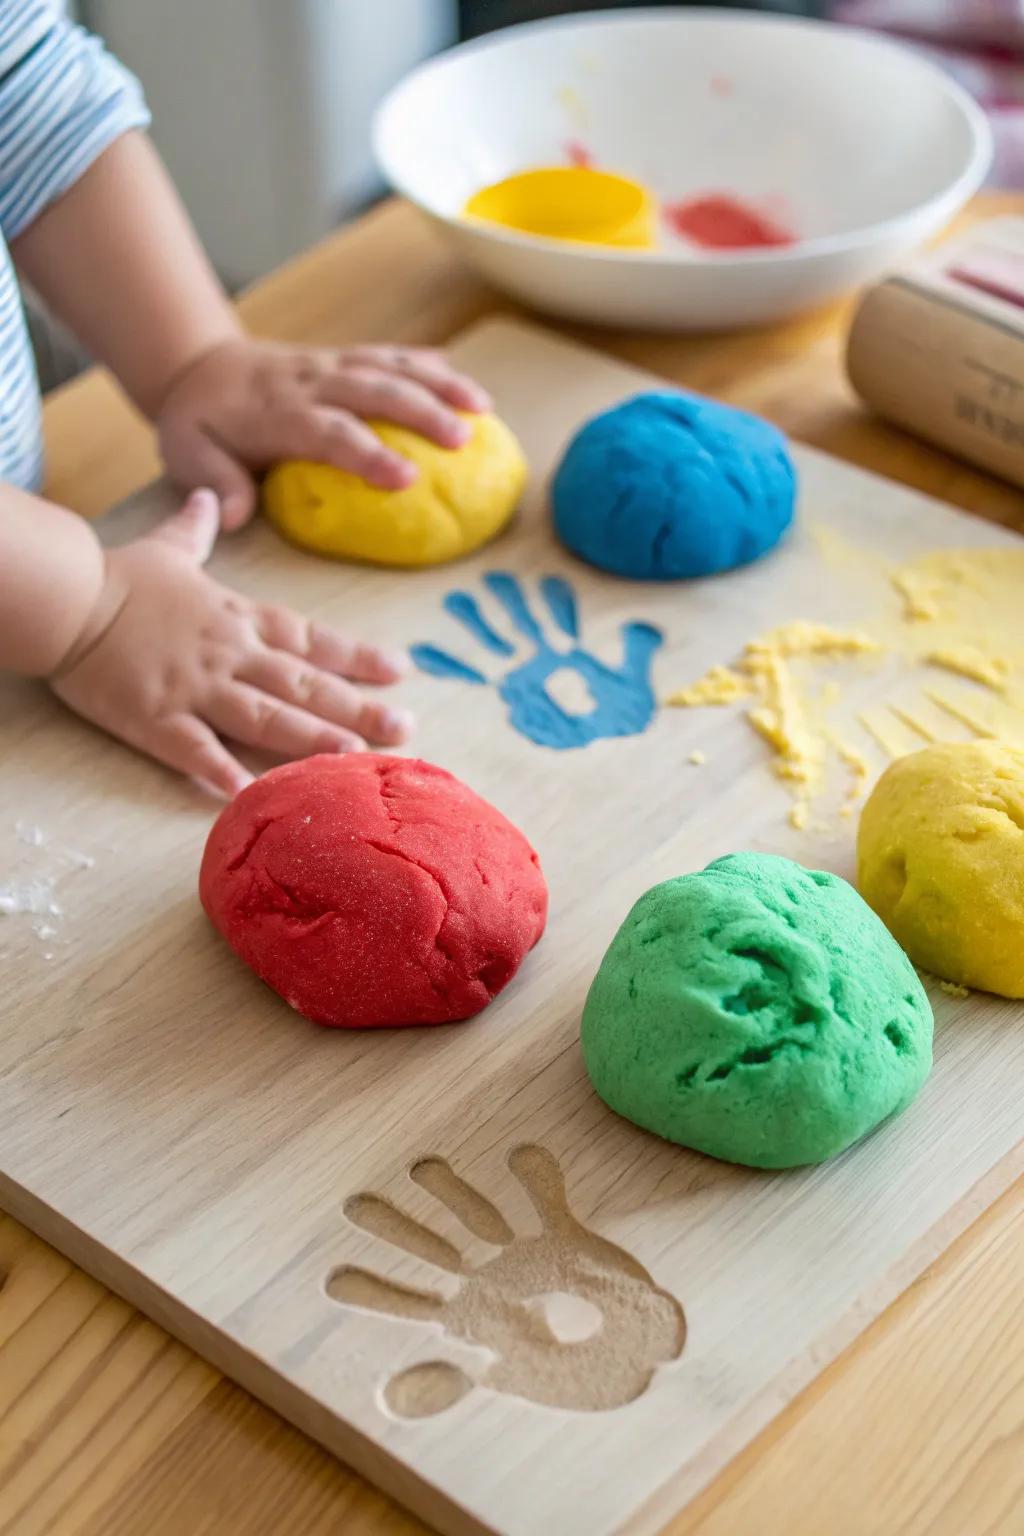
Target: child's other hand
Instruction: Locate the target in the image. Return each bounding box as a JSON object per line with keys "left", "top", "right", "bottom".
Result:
{"left": 156, "top": 338, "right": 493, "bottom": 532}
{"left": 50, "top": 490, "right": 412, "bottom": 798}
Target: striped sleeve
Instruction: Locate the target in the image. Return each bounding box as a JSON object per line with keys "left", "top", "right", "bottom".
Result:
{"left": 0, "top": 2, "right": 150, "bottom": 241}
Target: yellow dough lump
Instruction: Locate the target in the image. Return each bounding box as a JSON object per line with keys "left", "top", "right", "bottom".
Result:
{"left": 858, "top": 741, "right": 1024, "bottom": 998}
{"left": 263, "top": 412, "right": 527, "bottom": 568}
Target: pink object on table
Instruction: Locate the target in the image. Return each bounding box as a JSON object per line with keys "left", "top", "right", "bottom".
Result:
{"left": 831, "top": 2, "right": 1024, "bottom": 187}
{"left": 949, "top": 242, "right": 1024, "bottom": 305}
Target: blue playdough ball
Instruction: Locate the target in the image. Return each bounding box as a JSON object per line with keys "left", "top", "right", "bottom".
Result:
{"left": 552, "top": 391, "right": 797, "bottom": 580}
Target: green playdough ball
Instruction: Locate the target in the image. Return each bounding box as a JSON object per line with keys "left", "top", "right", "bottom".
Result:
{"left": 581, "top": 852, "right": 933, "bottom": 1169}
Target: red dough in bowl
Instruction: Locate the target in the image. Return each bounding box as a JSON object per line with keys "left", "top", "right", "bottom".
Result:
{"left": 199, "top": 753, "right": 548, "bottom": 1028}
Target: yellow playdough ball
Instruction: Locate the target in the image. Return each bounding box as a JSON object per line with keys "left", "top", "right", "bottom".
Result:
{"left": 857, "top": 740, "right": 1024, "bottom": 998}
{"left": 262, "top": 412, "right": 527, "bottom": 567}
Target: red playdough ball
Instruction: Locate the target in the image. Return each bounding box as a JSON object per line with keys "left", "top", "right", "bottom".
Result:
{"left": 199, "top": 753, "right": 548, "bottom": 1028}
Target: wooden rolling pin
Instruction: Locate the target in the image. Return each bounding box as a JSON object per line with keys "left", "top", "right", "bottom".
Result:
{"left": 846, "top": 217, "right": 1024, "bottom": 490}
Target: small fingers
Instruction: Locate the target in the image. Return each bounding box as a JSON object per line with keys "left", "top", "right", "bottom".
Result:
{"left": 143, "top": 713, "right": 253, "bottom": 798}
{"left": 326, "top": 367, "right": 470, "bottom": 449}
{"left": 146, "top": 489, "right": 221, "bottom": 564}
{"left": 389, "top": 354, "right": 492, "bottom": 414}
{"left": 205, "top": 681, "right": 368, "bottom": 759}
{"left": 343, "top": 347, "right": 492, "bottom": 413}
{"left": 161, "top": 421, "right": 257, "bottom": 531}
{"left": 237, "top": 650, "right": 413, "bottom": 746}
{"left": 280, "top": 406, "right": 417, "bottom": 490}
{"left": 256, "top": 604, "right": 408, "bottom": 684}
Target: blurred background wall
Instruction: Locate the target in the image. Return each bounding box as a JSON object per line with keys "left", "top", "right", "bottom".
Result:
{"left": 81, "top": 0, "right": 827, "bottom": 291}
{"left": 78, "top": 0, "right": 1020, "bottom": 295}
{"left": 84, "top": 0, "right": 459, "bottom": 288}
{"left": 30, "top": 1, "right": 1024, "bottom": 391}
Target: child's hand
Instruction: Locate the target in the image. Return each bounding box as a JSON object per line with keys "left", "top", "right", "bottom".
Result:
{"left": 50, "top": 490, "right": 412, "bottom": 798}
{"left": 157, "top": 338, "right": 493, "bottom": 532}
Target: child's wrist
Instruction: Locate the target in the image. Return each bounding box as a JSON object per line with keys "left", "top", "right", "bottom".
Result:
{"left": 45, "top": 528, "right": 110, "bottom": 679}
{"left": 0, "top": 505, "right": 107, "bottom": 677}
{"left": 49, "top": 547, "right": 126, "bottom": 681}
{"left": 141, "top": 319, "right": 244, "bottom": 421}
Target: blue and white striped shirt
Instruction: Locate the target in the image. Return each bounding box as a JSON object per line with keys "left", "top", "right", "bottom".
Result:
{"left": 0, "top": 2, "right": 148, "bottom": 491}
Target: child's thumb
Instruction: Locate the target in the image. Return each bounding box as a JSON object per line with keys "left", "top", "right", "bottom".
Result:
{"left": 148, "top": 488, "right": 221, "bottom": 564}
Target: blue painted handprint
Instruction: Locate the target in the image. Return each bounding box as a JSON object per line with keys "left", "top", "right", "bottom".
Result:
{"left": 411, "top": 573, "right": 663, "bottom": 750}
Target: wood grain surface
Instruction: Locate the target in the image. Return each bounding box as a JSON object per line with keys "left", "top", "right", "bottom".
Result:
{"left": 1, "top": 193, "right": 1021, "bottom": 1536}
{"left": 9, "top": 314, "right": 1024, "bottom": 1536}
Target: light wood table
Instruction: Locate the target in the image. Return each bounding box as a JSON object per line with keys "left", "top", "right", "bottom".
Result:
{"left": 3, "top": 195, "right": 1023, "bottom": 1536}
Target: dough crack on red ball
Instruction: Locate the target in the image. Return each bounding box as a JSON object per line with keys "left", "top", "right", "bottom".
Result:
{"left": 199, "top": 754, "right": 548, "bottom": 1028}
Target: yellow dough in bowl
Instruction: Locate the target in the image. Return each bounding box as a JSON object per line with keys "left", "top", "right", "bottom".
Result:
{"left": 857, "top": 741, "right": 1024, "bottom": 998}
{"left": 263, "top": 412, "right": 527, "bottom": 567}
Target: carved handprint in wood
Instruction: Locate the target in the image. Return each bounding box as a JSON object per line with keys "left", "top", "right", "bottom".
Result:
{"left": 328, "top": 1145, "right": 685, "bottom": 1417}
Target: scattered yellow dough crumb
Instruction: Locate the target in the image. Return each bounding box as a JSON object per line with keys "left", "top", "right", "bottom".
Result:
{"left": 926, "top": 688, "right": 1000, "bottom": 740}
{"left": 833, "top": 736, "right": 871, "bottom": 803}
{"left": 667, "top": 545, "right": 1024, "bottom": 833}
{"left": 666, "top": 665, "right": 749, "bottom": 707}
{"left": 888, "top": 705, "right": 937, "bottom": 744}
{"left": 688, "top": 749, "right": 706, "bottom": 766}
{"left": 892, "top": 566, "right": 944, "bottom": 621}
{"left": 678, "top": 624, "right": 877, "bottom": 785}
{"left": 746, "top": 653, "right": 822, "bottom": 784}
{"left": 747, "top": 622, "right": 880, "bottom": 663}
{"left": 858, "top": 706, "right": 917, "bottom": 760}
{"left": 939, "top": 980, "right": 970, "bottom": 999}
{"left": 924, "top": 646, "right": 1009, "bottom": 692}
{"left": 928, "top": 686, "right": 1024, "bottom": 749}
{"left": 891, "top": 549, "right": 1024, "bottom": 711}
{"left": 670, "top": 624, "right": 881, "bottom": 824}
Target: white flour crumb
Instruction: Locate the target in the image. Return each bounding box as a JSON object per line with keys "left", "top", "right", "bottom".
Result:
{"left": 6, "top": 825, "right": 97, "bottom": 943}
{"left": 0, "top": 878, "right": 57, "bottom": 916}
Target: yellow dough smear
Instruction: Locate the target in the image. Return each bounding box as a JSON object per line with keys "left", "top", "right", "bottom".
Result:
{"left": 833, "top": 735, "right": 871, "bottom": 810}
{"left": 262, "top": 412, "right": 527, "bottom": 568}
{"left": 887, "top": 705, "right": 938, "bottom": 744}
{"left": 939, "top": 980, "right": 970, "bottom": 999}
{"left": 893, "top": 565, "right": 945, "bottom": 621}
{"left": 858, "top": 706, "right": 920, "bottom": 761}
{"left": 892, "top": 549, "right": 1024, "bottom": 704}
{"left": 667, "top": 545, "right": 1024, "bottom": 831}
{"left": 665, "top": 665, "right": 749, "bottom": 707}
{"left": 927, "top": 685, "right": 1024, "bottom": 748}
{"left": 925, "top": 646, "right": 1009, "bottom": 691}
{"left": 668, "top": 623, "right": 879, "bottom": 826}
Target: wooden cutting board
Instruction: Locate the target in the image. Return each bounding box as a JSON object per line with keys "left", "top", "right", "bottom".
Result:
{"left": 2, "top": 318, "right": 1022, "bottom": 1536}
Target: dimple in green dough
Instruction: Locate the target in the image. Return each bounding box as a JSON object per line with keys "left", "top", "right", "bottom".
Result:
{"left": 581, "top": 852, "right": 933, "bottom": 1169}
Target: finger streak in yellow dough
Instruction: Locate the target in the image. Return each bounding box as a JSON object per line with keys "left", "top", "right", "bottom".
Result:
{"left": 263, "top": 412, "right": 527, "bottom": 568}
{"left": 857, "top": 740, "right": 1024, "bottom": 999}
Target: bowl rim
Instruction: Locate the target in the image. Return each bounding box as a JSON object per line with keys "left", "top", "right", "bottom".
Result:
{"left": 373, "top": 6, "right": 994, "bottom": 269}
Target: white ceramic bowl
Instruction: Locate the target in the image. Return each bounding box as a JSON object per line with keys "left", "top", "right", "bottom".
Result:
{"left": 374, "top": 8, "right": 992, "bottom": 331}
